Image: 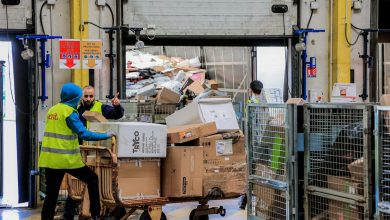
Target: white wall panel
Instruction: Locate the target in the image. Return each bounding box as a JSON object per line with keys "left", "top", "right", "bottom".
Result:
{"left": 0, "top": 1, "right": 32, "bottom": 30}
{"left": 123, "top": 0, "right": 298, "bottom": 36}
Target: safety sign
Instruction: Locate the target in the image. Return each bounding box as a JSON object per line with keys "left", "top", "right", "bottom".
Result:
{"left": 81, "top": 40, "right": 103, "bottom": 69}
{"left": 59, "top": 39, "right": 81, "bottom": 69}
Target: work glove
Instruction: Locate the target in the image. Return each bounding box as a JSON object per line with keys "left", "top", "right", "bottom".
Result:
{"left": 106, "top": 129, "right": 116, "bottom": 138}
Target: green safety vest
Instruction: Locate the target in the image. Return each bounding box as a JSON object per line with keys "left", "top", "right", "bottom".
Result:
{"left": 38, "top": 103, "right": 84, "bottom": 169}
{"left": 86, "top": 101, "right": 103, "bottom": 129}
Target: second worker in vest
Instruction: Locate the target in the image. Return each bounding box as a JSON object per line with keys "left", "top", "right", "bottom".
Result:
{"left": 39, "top": 83, "right": 116, "bottom": 220}
{"left": 78, "top": 85, "right": 124, "bottom": 128}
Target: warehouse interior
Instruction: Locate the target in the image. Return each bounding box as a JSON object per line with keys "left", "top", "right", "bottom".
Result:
{"left": 1, "top": 0, "right": 390, "bottom": 219}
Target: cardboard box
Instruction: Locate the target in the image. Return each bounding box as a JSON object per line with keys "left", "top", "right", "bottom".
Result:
{"left": 167, "top": 122, "right": 218, "bottom": 144}
{"left": 199, "top": 133, "right": 247, "bottom": 197}
{"left": 286, "top": 98, "right": 307, "bottom": 105}
{"left": 199, "top": 134, "right": 246, "bottom": 167}
{"left": 118, "top": 159, "right": 161, "bottom": 199}
{"left": 328, "top": 200, "right": 363, "bottom": 220}
{"left": 203, "top": 163, "right": 246, "bottom": 197}
{"left": 156, "top": 87, "right": 180, "bottom": 104}
{"left": 208, "top": 80, "right": 219, "bottom": 90}
{"left": 348, "top": 157, "right": 364, "bottom": 182}
{"left": 90, "top": 122, "right": 167, "bottom": 158}
{"left": 166, "top": 98, "right": 240, "bottom": 132}
{"left": 82, "top": 111, "right": 108, "bottom": 122}
{"left": 163, "top": 146, "right": 204, "bottom": 197}
{"left": 187, "top": 81, "right": 206, "bottom": 94}
{"left": 327, "top": 175, "right": 363, "bottom": 196}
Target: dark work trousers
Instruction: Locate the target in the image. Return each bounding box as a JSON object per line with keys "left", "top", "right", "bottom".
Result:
{"left": 41, "top": 166, "right": 100, "bottom": 220}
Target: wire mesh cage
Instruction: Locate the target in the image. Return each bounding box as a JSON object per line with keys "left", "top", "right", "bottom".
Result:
{"left": 304, "top": 104, "right": 374, "bottom": 220}
{"left": 247, "top": 103, "right": 297, "bottom": 220}
{"left": 375, "top": 106, "right": 390, "bottom": 219}
{"left": 250, "top": 182, "right": 287, "bottom": 220}
{"left": 307, "top": 193, "right": 365, "bottom": 220}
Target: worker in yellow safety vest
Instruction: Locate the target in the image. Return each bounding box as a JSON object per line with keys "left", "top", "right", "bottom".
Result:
{"left": 77, "top": 85, "right": 124, "bottom": 129}
{"left": 247, "top": 80, "right": 266, "bottom": 104}
{"left": 39, "top": 83, "right": 115, "bottom": 220}
{"left": 63, "top": 85, "right": 124, "bottom": 220}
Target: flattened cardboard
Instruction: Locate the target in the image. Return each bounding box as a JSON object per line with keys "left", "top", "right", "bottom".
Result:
{"left": 118, "top": 159, "right": 161, "bottom": 199}
{"left": 82, "top": 111, "right": 108, "bottom": 122}
{"left": 328, "top": 200, "right": 362, "bottom": 220}
{"left": 327, "top": 175, "right": 363, "bottom": 196}
{"left": 286, "top": 98, "right": 307, "bottom": 105}
{"left": 156, "top": 87, "right": 180, "bottom": 104}
{"left": 253, "top": 184, "right": 286, "bottom": 218}
{"left": 348, "top": 157, "right": 364, "bottom": 182}
{"left": 162, "top": 146, "right": 203, "bottom": 197}
{"left": 167, "top": 122, "right": 217, "bottom": 144}
{"left": 188, "top": 81, "right": 205, "bottom": 94}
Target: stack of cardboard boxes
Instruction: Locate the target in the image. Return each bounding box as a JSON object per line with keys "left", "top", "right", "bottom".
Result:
{"left": 163, "top": 122, "right": 246, "bottom": 198}
{"left": 163, "top": 97, "right": 246, "bottom": 198}
{"left": 90, "top": 121, "right": 168, "bottom": 200}
{"left": 88, "top": 97, "right": 246, "bottom": 200}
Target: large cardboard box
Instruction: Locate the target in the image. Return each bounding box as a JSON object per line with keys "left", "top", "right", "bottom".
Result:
{"left": 328, "top": 200, "right": 363, "bottom": 220}
{"left": 327, "top": 175, "right": 363, "bottom": 196}
{"left": 348, "top": 157, "right": 364, "bottom": 182}
{"left": 199, "top": 134, "right": 247, "bottom": 197}
{"left": 199, "top": 134, "right": 246, "bottom": 167}
{"left": 167, "top": 122, "right": 217, "bottom": 144}
{"left": 90, "top": 122, "right": 167, "bottom": 158}
{"left": 118, "top": 159, "right": 161, "bottom": 199}
{"left": 156, "top": 87, "right": 180, "bottom": 104}
{"left": 166, "top": 98, "right": 240, "bottom": 132}
{"left": 163, "top": 146, "right": 204, "bottom": 197}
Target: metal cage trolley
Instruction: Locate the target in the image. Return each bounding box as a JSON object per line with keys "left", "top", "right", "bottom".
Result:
{"left": 246, "top": 103, "right": 298, "bottom": 220}
{"left": 375, "top": 106, "right": 390, "bottom": 220}
{"left": 304, "top": 103, "right": 375, "bottom": 220}
{"left": 99, "top": 99, "right": 177, "bottom": 124}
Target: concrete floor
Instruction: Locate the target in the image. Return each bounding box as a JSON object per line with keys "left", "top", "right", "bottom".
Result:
{"left": 0, "top": 198, "right": 246, "bottom": 220}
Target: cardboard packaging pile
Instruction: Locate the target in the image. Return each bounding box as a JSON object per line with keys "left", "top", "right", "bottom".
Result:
{"left": 125, "top": 51, "right": 225, "bottom": 104}
{"left": 163, "top": 120, "right": 247, "bottom": 198}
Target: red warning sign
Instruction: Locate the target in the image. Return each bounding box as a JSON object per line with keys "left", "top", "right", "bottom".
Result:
{"left": 59, "top": 39, "right": 81, "bottom": 69}
{"left": 307, "top": 66, "right": 317, "bottom": 78}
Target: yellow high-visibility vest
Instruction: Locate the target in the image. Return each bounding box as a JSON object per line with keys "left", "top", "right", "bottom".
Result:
{"left": 38, "top": 103, "right": 84, "bottom": 169}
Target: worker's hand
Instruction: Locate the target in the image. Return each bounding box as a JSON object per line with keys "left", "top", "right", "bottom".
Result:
{"left": 112, "top": 92, "right": 120, "bottom": 106}
{"left": 106, "top": 129, "right": 116, "bottom": 138}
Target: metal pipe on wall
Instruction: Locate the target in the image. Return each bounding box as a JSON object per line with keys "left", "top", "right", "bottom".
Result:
{"left": 116, "top": 0, "right": 124, "bottom": 99}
